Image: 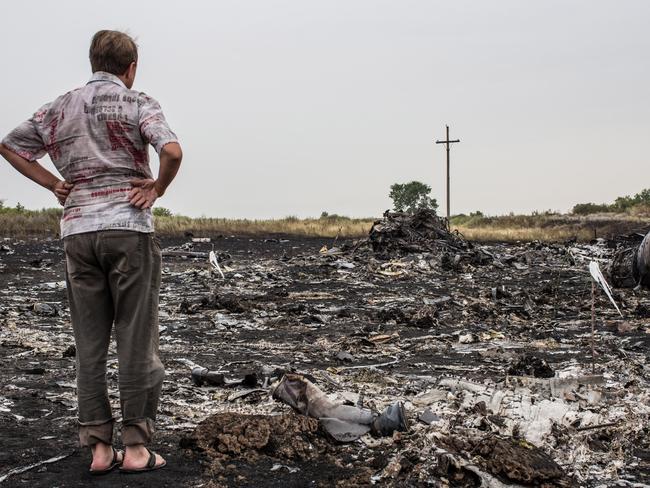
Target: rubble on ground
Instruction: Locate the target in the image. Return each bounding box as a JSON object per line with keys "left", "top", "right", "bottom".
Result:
{"left": 1, "top": 230, "right": 649, "bottom": 486}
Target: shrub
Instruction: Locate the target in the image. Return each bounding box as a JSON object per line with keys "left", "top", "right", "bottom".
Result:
{"left": 572, "top": 203, "right": 613, "bottom": 215}
{"left": 153, "top": 207, "right": 173, "bottom": 217}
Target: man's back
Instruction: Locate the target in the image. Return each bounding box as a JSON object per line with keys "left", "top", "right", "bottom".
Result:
{"left": 0, "top": 29, "right": 181, "bottom": 473}
{"left": 2, "top": 71, "right": 177, "bottom": 237}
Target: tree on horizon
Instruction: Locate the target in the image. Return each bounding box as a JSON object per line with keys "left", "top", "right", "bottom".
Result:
{"left": 389, "top": 181, "right": 438, "bottom": 214}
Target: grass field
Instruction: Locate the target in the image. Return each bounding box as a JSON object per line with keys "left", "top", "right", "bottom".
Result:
{"left": 0, "top": 206, "right": 374, "bottom": 238}
{"left": 153, "top": 214, "right": 374, "bottom": 238}
{"left": 1, "top": 204, "right": 649, "bottom": 241}
{"left": 450, "top": 212, "right": 650, "bottom": 242}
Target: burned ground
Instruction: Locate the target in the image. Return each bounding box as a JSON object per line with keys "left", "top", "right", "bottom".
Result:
{"left": 0, "top": 227, "right": 649, "bottom": 487}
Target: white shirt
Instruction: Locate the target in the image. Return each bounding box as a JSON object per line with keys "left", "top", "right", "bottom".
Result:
{"left": 2, "top": 71, "right": 178, "bottom": 237}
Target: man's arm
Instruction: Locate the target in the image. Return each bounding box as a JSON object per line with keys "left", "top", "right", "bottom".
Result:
{"left": 129, "top": 142, "right": 182, "bottom": 209}
{"left": 0, "top": 143, "right": 73, "bottom": 205}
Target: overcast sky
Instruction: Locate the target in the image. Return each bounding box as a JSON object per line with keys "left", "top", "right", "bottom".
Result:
{"left": 1, "top": 0, "right": 649, "bottom": 218}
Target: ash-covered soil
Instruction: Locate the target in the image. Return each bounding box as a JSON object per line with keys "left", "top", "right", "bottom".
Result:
{"left": 0, "top": 227, "right": 649, "bottom": 487}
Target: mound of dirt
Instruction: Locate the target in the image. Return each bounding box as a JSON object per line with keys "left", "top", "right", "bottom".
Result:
{"left": 182, "top": 412, "right": 327, "bottom": 466}
{"left": 443, "top": 435, "right": 571, "bottom": 487}
{"left": 476, "top": 437, "right": 569, "bottom": 486}
{"left": 179, "top": 412, "right": 371, "bottom": 486}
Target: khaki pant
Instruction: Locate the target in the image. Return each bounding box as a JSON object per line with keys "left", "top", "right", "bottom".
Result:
{"left": 64, "top": 230, "right": 164, "bottom": 447}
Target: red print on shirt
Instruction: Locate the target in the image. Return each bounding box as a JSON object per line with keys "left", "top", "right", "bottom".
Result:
{"left": 45, "top": 116, "right": 61, "bottom": 161}
{"left": 34, "top": 109, "right": 48, "bottom": 123}
{"left": 106, "top": 121, "right": 147, "bottom": 166}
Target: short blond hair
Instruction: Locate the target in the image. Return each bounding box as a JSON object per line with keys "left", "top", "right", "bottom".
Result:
{"left": 89, "top": 30, "right": 138, "bottom": 75}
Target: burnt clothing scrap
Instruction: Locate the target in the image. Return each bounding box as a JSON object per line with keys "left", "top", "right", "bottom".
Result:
{"left": 272, "top": 373, "right": 407, "bottom": 442}
{"left": 1, "top": 71, "right": 177, "bottom": 237}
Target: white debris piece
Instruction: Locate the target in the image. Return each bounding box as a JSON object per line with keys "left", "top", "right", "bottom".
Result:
{"left": 589, "top": 261, "right": 623, "bottom": 317}
{"left": 209, "top": 250, "right": 225, "bottom": 279}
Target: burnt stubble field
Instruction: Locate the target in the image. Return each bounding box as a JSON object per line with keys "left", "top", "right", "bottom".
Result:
{"left": 1, "top": 218, "right": 649, "bottom": 487}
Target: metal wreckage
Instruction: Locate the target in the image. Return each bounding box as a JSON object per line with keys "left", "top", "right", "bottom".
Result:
{"left": 0, "top": 209, "right": 649, "bottom": 487}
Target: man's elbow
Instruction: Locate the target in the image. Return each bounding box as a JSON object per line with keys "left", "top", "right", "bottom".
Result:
{"left": 161, "top": 142, "right": 183, "bottom": 165}
{"left": 0, "top": 143, "right": 14, "bottom": 162}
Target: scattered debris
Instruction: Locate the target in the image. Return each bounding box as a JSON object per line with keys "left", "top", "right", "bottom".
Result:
{"left": 418, "top": 408, "right": 441, "bottom": 425}
{"left": 209, "top": 250, "right": 225, "bottom": 279}
{"left": 270, "top": 463, "right": 300, "bottom": 474}
{"left": 1, "top": 232, "right": 649, "bottom": 486}
{"left": 272, "top": 373, "right": 407, "bottom": 442}
{"left": 590, "top": 261, "right": 623, "bottom": 316}
{"left": 0, "top": 453, "right": 72, "bottom": 484}
{"left": 192, "top": 366, "right": 258, "bottom": 388}
{"left": 32, "top": 303, "right": 56, "bottom": 316}
{"left": 608, "top": 246, "right": 638, "bottom": 288}
{"left": 61, "top": 345, "right": 76, "bottom": 358}
{"left": 508, "top": 354, "right": 555, "bottom": 378}
{"left": 633, "top": 230, "right": 650, "bottom": 288}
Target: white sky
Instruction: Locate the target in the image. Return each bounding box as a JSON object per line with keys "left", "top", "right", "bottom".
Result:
{"left": 1, "top": 0, "right": 649, "bottom": 218}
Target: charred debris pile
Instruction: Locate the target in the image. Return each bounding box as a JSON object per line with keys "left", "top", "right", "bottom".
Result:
{"left": 365, "top": 209, "right": 469, "bottom": 257}
{"left": 350, "top": 209, "right": 492, "bottom": 269}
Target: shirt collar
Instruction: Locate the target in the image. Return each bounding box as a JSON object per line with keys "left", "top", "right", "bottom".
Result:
{"left": 87, "top": 71, "right": 127, "bottom": 89}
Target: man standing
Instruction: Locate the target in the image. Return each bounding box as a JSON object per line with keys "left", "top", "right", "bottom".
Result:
{"left": 0, "top": 30, "right": 182, "bottom": 474}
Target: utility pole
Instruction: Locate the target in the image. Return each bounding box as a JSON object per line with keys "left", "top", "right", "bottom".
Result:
{"left": 435, "top": 125, "right": 460, "bottom": 220}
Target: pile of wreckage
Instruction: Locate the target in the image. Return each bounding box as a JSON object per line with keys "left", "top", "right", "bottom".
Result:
{"left": 316, "top": 208, "right": 493, "bottom": 273}
{"left": 363, "top": 209, "right": 470, "bottom": 257}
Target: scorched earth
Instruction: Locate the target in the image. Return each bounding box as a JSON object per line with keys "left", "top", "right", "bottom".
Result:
{"left": 0, "top": 214, "right": 649, "bottom": 487}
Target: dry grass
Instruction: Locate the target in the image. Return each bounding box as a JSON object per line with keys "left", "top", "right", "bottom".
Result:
{"left": 454, "top": 225, "right": 595, "bottom": 242}
{"left": 0, "top": 208, "right": 62, "bottom": 236}
{"left": 2, "top": 206, "right": 648, "bottom": 242}
{"left": 153, "top": 215, "right": 374, "bottom": 238}
{"left": 0, "top": 209, "right": 373, "bottom": 238}
{"left": 452, "top": 212, "right": 650, "bottom": 242}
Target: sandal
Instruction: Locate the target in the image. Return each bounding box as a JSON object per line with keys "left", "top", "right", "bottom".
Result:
{"left": 119, "top": 448, "right": 166, "bottom": 474}
{"left": 89, "top": 447, "right": 123, "bottom": 475}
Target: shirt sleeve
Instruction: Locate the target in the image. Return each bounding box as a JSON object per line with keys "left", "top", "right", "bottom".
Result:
{"left": 1, "top": 105, "right": 49, "bottom": 161}
{"left": 138, "top": 93, "right": 178, "bottom": 154}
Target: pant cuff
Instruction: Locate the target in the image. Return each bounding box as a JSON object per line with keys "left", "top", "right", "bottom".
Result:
{"left": 79, "top": 418, "right": 114, "bottom": 447}
{"left": 121, "top": 418, "right": 155, "bottom": 446}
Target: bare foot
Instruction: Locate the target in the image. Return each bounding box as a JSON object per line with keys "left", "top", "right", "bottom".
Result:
{"left": 90, "top": 442, "right": 122, "bottom": 472}
{"left": 122, "top": 445, "right": 166, "bottom": 471}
